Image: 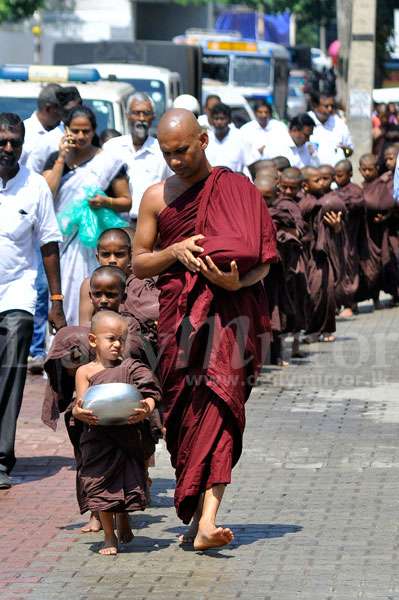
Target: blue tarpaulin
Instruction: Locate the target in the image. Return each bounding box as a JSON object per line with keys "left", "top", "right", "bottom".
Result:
{"left": 215, "top": 10, "right": 291, "bottom": 46}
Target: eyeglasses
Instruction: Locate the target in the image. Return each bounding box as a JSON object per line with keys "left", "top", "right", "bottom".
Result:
{"left": 129, "top": 110, "right": 153, "bottom": 117}
{"left": 0, "top": 138, "right": 23, "bottom": 148}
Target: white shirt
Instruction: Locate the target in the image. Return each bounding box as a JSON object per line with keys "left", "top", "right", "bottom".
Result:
{"left": 0, "top": 166, "right": 62, "bottom": 315}
{"left": 206, "top": 128, "right": 253, "bottom": 172}
{"left": 240, "top": 118, "right": 289, "bottom": 159}
{"left": 308, "top": 111, "right": 354, "bottom": 166}
{"left": 26, "top": 123, "right": 65, "bottom": 173}
{"left": 104, "top": 134, "right": 171, "bottom": 220}
{"left": 21, "top": 112, "right": 50, "bottom": 166}
{"left": 263, "top": 130, "right": 320, "bottom": 168}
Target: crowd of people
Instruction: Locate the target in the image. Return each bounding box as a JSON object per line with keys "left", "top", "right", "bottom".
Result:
{"left": 1, "top": 80, "right": 399, "bottom": 556}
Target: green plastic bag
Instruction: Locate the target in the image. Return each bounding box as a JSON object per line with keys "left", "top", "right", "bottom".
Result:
{"left": 58, "top": 186, "right": 127, "bottom": 248}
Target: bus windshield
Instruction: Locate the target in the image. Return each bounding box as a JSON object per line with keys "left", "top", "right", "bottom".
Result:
{"left": 202, "top": 55, "right": 229, "bottom": 83}
{"left": 232, "top": 57, "right": 271, "bottom": 88}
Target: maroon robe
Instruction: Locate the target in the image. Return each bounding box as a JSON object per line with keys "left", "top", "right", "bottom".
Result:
{"left": 157, "top": 167, "right": 277, "bottom": 523}
{"left": 269, "top": 196, "right": 312, "bottom": 332}
{"left": 363, "top": 173, "right": 399, "bottom": 298}
{"left": 298, "top": 193, "right": 337, "bottom": 335}
{"left": 79, "top": 358, "right": 161, "bottom": 513}
{"left": 120, "top": 273, "right": 159, "bottom": 352}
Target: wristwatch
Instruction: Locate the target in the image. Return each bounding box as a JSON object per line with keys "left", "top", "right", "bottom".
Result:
{"left": 50, "top": 294, "right": 64, "bottom": 301}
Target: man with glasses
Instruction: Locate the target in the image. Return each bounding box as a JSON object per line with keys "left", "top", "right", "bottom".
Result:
{"left": 104, "top": 92, "right": 171, "bottom": 226}
{"left": 0, "top": 113, "right": 66, "bottom": 489}
{"left": 308, "top": 91, "right": 353, "bottom": 166}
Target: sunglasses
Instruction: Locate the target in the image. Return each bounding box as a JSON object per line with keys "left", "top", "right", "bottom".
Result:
{"left": 0, "top": 138, "right": 23, "bottom": 148}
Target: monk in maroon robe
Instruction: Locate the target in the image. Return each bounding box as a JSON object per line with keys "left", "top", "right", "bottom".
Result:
{"left": 133, "top": 109, "right": 277, "bottom": 551}
{"left": 360, "top": 153, "right": 399, "bottom": 306}
{"left": 334, "top": 160, "right": 370, "bottom": 315}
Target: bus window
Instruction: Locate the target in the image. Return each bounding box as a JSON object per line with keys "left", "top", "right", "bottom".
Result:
{"left": 202, "top": 55, "right": 229, "bottom": 83}
{"left": 232, "top": 57, "right": 271, "bottom": 88}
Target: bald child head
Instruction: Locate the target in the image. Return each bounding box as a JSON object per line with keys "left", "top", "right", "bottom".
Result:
{"left": 334, "top": 159, "right": 353, "bottom": 188}
{"left": 278, "top": 167, "right": 303, "bottom": 200}
{"left": 96, "top": 228, "right": 131, "bottom": 273}
{"left": 302, "top": 166, "right": 324, "bottom": 197}
{"left": 384, "top": 144, "right": 399, "bottom": 172}
{"left": 90, "top": 266, "right": 127, "bottom": 315}
{"left": 359, "top": 153, "right": 378, "bottom": 182}
{"left": 273, "top": 156, "right": 291, "bottom": 173}
{"left": 318, "top": 164, "right": 334, "bottom": 193}
{"left": 255, "top": 172, "right": 278, "bottom": 205}
{"left": 90, "top": 310, "right": 127, "bottom": 334}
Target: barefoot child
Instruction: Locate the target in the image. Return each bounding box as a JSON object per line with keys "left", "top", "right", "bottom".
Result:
{"left": 73, "top": 310, "right": 161, "bottom": 555}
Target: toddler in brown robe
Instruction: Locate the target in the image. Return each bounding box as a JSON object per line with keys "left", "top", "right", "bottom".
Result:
{"left": 73, "top": 310, "right": 161, "bottom": 555}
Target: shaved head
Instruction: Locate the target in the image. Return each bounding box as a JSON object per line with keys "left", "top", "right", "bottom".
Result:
{"left": 319, "top": 164, "right": 335, "bottom": 175}
{"left": 359, "top": 153, "right": 377, "bottom": 166}
{"left": 302, "top": 166, "right": 319, "bottom": 181}
{"left": 280, "top": 167, "right": 303, "bottom": 182}
{"left": 97, "top": 228, "right": 131, "bottom": 251}
{"left": 335, "top": 159, "right": 352, "bottom": 173}
{"left": 273, "top": 156, "right": 291, "bottom": 171}
{"left": 90, "top": 310, "right": 126, "bottom": 334}
{"left": 158, "top": 108, "right": 201, "bottom": 140}
{"left": 157, "top": 108, "right": 209, "bottom": 181}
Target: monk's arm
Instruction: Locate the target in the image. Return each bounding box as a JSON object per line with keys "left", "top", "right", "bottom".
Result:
{"left": 133, "top": 185, "right": 204, "bottom": 278}
{"left": 79, "top": 277, "right": 93, "bottom": 326}
{"left": 239, "top": 262, "right": 270, "bottom": 288}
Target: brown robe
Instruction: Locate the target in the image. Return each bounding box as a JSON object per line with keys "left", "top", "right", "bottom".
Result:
{"left": 298, "top": 192, "right": 337, "bottom": 335}
{"left": 120, "top": 273, "right": 160, "bottom": 355}
{"left": 78, "top": 358, "right": 161, "bottom": 513}
{"left": 362, "top": 173, "right": 399, "bottom": 298}
{"left": 269, "top": 196, "right": 312, "bottom": 333}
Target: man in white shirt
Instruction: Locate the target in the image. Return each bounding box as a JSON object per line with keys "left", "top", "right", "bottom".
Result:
{"left": 240, "top": 100, "right": 288, "bottom": 159}
{"left": 198, "top": 94, "right": 221, "bottom": 130}
{"left": 104, "top": 92, "right": 171, "bottom": 225}
{"left": 263, "top": 113, "right": 319, "bottom": 168}
{"left": 0, "top": 113, "right": 66, "bottom": 489}
{"left": 20, "top": 84, "right": 62, "bottom": 166}
{"left": 205, "top": 102, "right": 253, "bottom": 172}
{"left": 26, "top": 86, "right": 82, "bottom": 174}
{"left": 308, "top": 91, "right": 354, "bottom": 166}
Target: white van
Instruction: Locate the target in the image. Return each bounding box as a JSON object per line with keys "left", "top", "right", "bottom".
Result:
{"left": 0, "top": 65, "right": 134, "bottom": 133}
{"left": 77, "top": 63, "right": 181, "bottom": 123}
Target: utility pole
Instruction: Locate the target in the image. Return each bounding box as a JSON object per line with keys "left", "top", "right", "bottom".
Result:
{"left": 335, "top": 0, "right": 352, "bottom": 104}
{"left": 346, "top": 0, "right": 377, "bottom": 180}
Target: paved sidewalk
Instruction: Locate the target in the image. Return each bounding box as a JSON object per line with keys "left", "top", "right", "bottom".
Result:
{"left": 1, "top": 300, "right": 399, "bottom": 599}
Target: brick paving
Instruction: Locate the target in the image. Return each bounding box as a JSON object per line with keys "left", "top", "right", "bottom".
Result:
{"left": 1, "top": 300, "right": 399, "bottom": 599}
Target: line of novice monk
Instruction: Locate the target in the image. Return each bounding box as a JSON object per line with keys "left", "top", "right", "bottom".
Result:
{"left": 41, "top": 142, "right": 399, "bottom": 555}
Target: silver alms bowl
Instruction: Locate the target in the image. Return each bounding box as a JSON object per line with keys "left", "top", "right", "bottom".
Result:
{"left": 82, "top": 383, "right": 143, "bottom": 425}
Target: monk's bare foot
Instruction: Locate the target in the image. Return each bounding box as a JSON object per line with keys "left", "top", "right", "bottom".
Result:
{"left": 178, "top": 520, "right": 199, "bottom": 545}
{"left": 116, "top": 513, "right": 134, "bottom": 544}
{"left": 276, "top": 358, "right": 289, "bottom": 367}
{"left": 194, "top": 522, "right": 234, "bottom": 551}
{"left": 99, "top": 533, "right": 118, "bottom": 555}
{"left": 81, "top": 512, "right": 102, "bottom": 533}
{"left": 319, "top": 333, "right": 336, "bottom": 343}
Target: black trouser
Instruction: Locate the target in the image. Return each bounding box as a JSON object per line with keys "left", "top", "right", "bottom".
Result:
{"left": 0, "top": 310, "right": 34, "bottom": 474}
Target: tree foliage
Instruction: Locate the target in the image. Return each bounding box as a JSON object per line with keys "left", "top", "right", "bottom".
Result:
{"left": 0, "top": 0, "right": 44, "bottom": 23}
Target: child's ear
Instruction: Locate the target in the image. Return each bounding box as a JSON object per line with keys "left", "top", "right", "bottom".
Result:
{"left": 88, "top": 332, "right": 97, "bottom": 348}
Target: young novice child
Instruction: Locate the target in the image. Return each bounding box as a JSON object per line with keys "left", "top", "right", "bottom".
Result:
{"left": 79, "top": 227, "right": 160, "bottom": 354}
{"left": 273, "top": 167, "right": 311, "bottom": 359}
{"left": 360, "top": 152, "right": 398, "bottom": 307}
{"left": 334, "top": 160, "right": 368, "bottom": 316}
{"left": 73, "top": 310, "right": 161, "bottom": 555}
{"left": 300, "top": 167, "right": 337, "bottom": 343}
{"left": 318, "top": 164, "right": 335, "bottom": 193}
{"left": 79, "top": 228, "right": 132, "bottom": 326}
